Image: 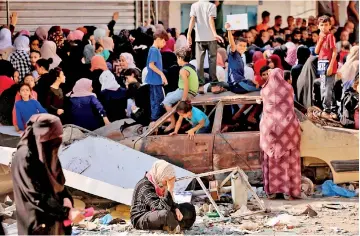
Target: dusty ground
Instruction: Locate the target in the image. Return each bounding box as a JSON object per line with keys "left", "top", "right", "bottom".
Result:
{"left": 71, "top": 196, "right": 358, "bottom": 236}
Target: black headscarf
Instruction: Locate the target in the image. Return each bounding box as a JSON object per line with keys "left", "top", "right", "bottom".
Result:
{"left": 296, "top": 56, "right": 318, "bottom": 108}
{"left": 291, "top": 46, "right": 311, "bottom": 96}
{"left": 273, "top": 47, "right": 292, "bottom": 70}
{"left": 12, "top": 114, "right": 73, "bottom": 235}
{"left": 0, "top": 60, "right": 15, "bottom": 77}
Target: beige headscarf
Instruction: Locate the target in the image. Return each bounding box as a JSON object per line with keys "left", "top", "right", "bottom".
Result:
{"left": 338, "top": 46, "right": 359, "bottom": 82}
{"left": 146, "top": 160, "right": 175, "bottom": 196}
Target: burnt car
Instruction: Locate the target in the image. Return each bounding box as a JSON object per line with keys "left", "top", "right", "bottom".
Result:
{"left": 94, "top": 91, "right": 359, "bottom": 185}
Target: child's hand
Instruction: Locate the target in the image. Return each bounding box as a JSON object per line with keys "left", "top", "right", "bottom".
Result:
{"left": 326, "top": 67, "right": 333, "bottom": 77}
{"left": 161, "top": 74, "right": 168, "bottom": 86}
{"left": 186, "top": 129, "right": 195, "bottom": 140}
{"left": 319, "top": 32, "right": 326, "bottom": 42}
{"left": 224, "top": 23, "right": 231, "bottom": 30}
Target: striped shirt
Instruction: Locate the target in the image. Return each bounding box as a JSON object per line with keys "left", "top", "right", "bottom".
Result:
{"left": 130, "top": 177, "right": 177, "bottom": 226}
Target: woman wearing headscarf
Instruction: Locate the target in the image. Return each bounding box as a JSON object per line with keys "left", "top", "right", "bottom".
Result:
{"left": 260, "top": 68, "right": 301, "bottom": 200}
{"left": 284, "top": 42, "right": 297, "bottom": 67}
{"left": 338, "top": 46, "right": 359, "bottom": 85}
{"left": 253, "top": 58, "right": 267, "bottom": 87}
{"left": 175, "top": 35, "right": 187, "bottom": 52}
{"left": 272, "top": 47, "right": 292, "bottom": 70}
{"left": 68, "top": 78, "right": 110, "bottom": 130}
{"left": 268, "top": 54, "right": 284, "bottom": 70}
{"left": 83, "top": 44, "right": 95, "bottom": 64}
{"left": 12, "top": 114, "right": 84, "bottom": 235}
{"left": 9, "top": 36, "right": 31, "bottom": 81}
{"left": 40, "top": 41, "right": 62, "bottom": 70}
{"left": 116, "top": 53, "right": 141, "bottom": 87}
{"left": 34, "top": 58, "right": 54, "bottom": 106}
{"left": 296, "top": 56, "right": 319, "bottom": 108}
{"left": 89, "top": 55, "right": 110, "bottom": 96}
{"left": 94, "top": 28, "right": 106, "bottom": 42}
{"left": 0, "top": 28, "right": 14, "bottom": 60}
{"left": 0, "top": 60, "right": 15, "bottom": 95}
{"left": 252, "top": 51, "right": 264, "bottom": 64}
{"left": 98, "top": 70, "right": 127, "bottom": 122}
{"left": 67, "top": 30, "right": 84, "bottom": 42}
{"left": 131, "top": 160, "right": 196, "bottom": 234}
{"left": 291, "top": 46, "right": 311, "bottom": 97}
{"left": 48, "top": 26, "right": 64, "bottom": 49}
{"left": 35, "top": 26, "right": 48, "bottom": 44}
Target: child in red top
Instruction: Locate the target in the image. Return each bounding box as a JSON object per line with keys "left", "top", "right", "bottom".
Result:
{"left": 315, "top": 15, "right": 338, "bottom": 119}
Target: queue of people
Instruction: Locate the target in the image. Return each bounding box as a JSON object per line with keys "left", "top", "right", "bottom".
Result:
{"left": 2, "top": 0, "right": 359, "bottom": 234}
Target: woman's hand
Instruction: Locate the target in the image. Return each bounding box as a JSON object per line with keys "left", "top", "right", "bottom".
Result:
{"left": 68, "top": 208, "right": 85, "bottom": 224}
{"left": 175, "top": 208, "right": 183, "bottom": 221}
{"left": 166, "top": 177, "right": 175, "bottom": 195}
{"left": 63, "top": 198, "right": 73, "bottom": 208}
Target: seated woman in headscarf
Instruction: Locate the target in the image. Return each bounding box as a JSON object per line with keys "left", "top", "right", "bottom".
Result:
{"left": 68, "top": 78, "right": 110, "bottom": 131}
{"left": 115, "top": 53, "right": 141, "bottom": 87}
{"left": 40, "top": 41, "right": 62, "bottom": 70}
{"left": 131, "top": 160, "right": 196, "bottom": 234}
{"left": 0, "top": 28, "right": 15, "bottom": 60}
{"left": 89, "top": 55, "right": 111, "bottom": 96}
{"left": 98, "top": 70, "right": 127, "bottom": 122}
{"left": 12, "top": 114, "right": 85, "bottom": 235}
{"left": 272, "top": 47, "right": 292, "bottom": 70}
{"left": 268, "top": 54, "right": 284, "bottom": 70}
{"left": 9, "top": 36, "right": 31, "bottom": 81}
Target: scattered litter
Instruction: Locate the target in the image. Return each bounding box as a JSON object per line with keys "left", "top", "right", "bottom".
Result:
{"left": 322, "top": 180, "right": 356, "bottom": 198}
{"left": 266, "top": 214, "right": 300, "bottom": 228}
{"left": 239, "top": 222, "right": 260, "bottom": 231}
{"left": 323, "top": 203, "right": 346, "bottom": 210}
{"left": 232, "top": 205, "right": 250, "bottom": 217}
{"left": 99, "top": 214, "right": 113, "bottom": 225}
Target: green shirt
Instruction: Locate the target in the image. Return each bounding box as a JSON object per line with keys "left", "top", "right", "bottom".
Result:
{"left": 178, "top": 65, "right": 199, "bottom": 95}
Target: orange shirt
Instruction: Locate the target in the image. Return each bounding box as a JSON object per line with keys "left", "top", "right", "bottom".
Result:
{"left": 256, "top": 23, "right": 269, "bottom": 32}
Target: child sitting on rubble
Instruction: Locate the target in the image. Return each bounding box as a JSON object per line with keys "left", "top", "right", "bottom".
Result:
{"left": 169, "top": 101, "right": 210, "bottom": 139}
{"left": 131, "top": 160, "right": 196, "bottom": 234}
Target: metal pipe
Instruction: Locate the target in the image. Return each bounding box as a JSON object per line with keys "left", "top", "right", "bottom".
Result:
{"left": 155, "top": 0, "right": 158, "bottom": 24}
{"left": 142, "top": 0, "right": 145, "bottom": 26}
{"left": 134, "top": 0, "right": 138, "bottom": 28}
{"left": 6, "top": 0, "right": 10, "bottom": 26}
{"left": 147, "top": 0, "right": 151, "bottom": 24}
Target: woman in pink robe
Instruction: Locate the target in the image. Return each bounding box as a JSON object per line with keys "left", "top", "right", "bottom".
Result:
{"left": 260, "top": 68, "right": 301, "bottom": 199}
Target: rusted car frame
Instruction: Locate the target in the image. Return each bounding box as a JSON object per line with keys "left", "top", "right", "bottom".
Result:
{"left": 120, "top": 91, "right": 359, "bottom": 184}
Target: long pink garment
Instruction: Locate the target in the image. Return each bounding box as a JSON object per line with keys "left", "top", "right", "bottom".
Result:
{"left": 260, "top": 68, "right": 301, "bottom": 197}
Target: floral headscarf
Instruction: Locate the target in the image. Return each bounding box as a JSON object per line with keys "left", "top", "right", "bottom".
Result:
{"left": 48, "top": 26, "right": 64, "bottom": 49}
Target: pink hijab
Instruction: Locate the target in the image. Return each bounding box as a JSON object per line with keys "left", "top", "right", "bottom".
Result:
{"left": 69, "top": 78, "right": 96, "bottom": 98}
{"left": 252, "top": 51, "right": 264, "bottom": 63}
{"left": 35, "top": 26, "right": 48, "bottom": 42}
{"left": 103, "top": 37, "right": 114, "bottom": 51}
{"left": 67, "top": 30, "right": 84, "bottom": 41}
{"left": 285, "top": 42, "right": 297, "bottom": 66}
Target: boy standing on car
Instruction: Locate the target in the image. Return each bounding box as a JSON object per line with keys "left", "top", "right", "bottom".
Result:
{"left": 145, "top": 30, "right": 169, "bottom": 125}
{"left": 315, "top": 15, "right": 338, "bottom": 120}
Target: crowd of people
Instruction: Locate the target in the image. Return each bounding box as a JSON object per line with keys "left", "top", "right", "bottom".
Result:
{"left": 2, "top": 0, "right": 359, "bottom": 234}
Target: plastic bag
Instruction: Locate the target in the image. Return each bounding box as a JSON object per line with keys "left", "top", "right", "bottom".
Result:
{"left": 322, "top": 180, "right": 356, "bottom": 198}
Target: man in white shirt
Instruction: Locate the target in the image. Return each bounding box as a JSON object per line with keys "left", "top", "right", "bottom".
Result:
{"left": 187, "top": 0, "right": 223, "bottom": 85}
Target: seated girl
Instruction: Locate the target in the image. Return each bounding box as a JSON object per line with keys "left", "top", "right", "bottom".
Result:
{"left": 169, "top": 101, "right": 210, "bottom": 139}
{"left": 15, "top": 83, "right": 47, "bottom": 132}
{"left": 131, "top": 160, "right": 196, "bottom": 234}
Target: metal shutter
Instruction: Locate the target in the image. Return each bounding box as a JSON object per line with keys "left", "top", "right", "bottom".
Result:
{"left": 0, "top": 0, "right": 136, "bottom": 33}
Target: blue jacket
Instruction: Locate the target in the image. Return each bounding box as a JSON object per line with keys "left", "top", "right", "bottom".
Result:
{"left": 69, "top": 95, "right": 107, "bottom": 131}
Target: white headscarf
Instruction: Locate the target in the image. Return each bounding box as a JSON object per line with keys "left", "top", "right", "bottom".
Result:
{"left": 99, "top": 70, "right": 120, "bottom": 91}
{"left": 338, "top": 46, "right": 359, "bottom": 82}
{"left": 40, "top": 41, "right": 62, "bottom": 70}
{"left": 120, "top": 53, "right": 136, "bottom": 69}
{"left": 147, "top": 160, "right": 175, "bottom": 186}
{"left": 0, "top": 28, "right": 12, "bottom": 50}
{"left": 13, "top": 36, "right": 30, "bottom": 52}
